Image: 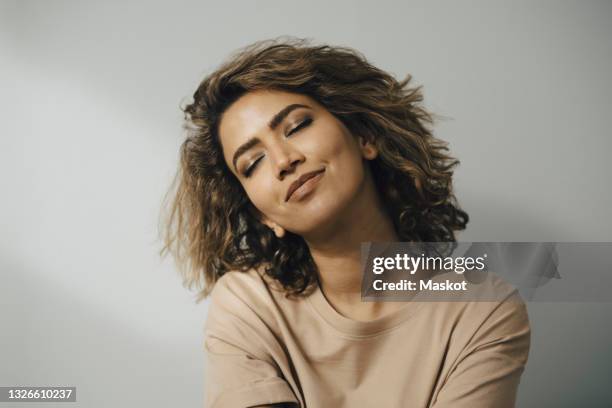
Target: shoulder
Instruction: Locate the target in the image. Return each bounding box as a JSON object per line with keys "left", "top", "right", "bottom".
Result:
{"left": 422, "top": 272, "right": 531, "bottom": 360}
{"left": 467, "top": 273, "right": 531, "bottom": 337}
{"left": 430, "top": 278, "right": 531, "bottom": 406}
{"left": 205, "top": 268, "right": 295, "bottom": 343}
{"left": 208, "top": 268, "right": 275, "bottom": 319}
{"left": 453, "top": 273, "right": 531, "bottom": 365}
{"left": 210, "top": 268, "right": 272, "bottom": 305}
{"left": 465, "top": 273, "right": 530, "bottom": 338}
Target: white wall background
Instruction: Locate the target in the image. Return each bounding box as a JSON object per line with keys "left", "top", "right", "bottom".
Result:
{"left": 1, "top": 1, "right": 611, "bottom": 406}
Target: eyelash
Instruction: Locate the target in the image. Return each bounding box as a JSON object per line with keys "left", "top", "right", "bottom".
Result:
{"left": 243, "top": 117, "right": 313, "bottom": 178}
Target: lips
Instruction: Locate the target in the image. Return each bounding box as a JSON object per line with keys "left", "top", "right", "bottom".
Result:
{"left": 285, "top": 169, "right": 325, "bottom": 202}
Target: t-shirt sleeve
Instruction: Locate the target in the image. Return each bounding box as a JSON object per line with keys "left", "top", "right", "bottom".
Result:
{"left": 432, "top": 293, "right": 531, "bottom": 408}
{"left": 203, "top": 273, "right": 299, "bottom": 408}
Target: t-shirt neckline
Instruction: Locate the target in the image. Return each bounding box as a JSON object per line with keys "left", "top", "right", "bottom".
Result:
{"left": 306, "top": 282, "right": 424, "bottom": 337}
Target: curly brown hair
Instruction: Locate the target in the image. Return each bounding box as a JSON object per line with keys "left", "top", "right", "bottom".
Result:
{"left": 160, "top": 38, "right": 469, "bottom": 302}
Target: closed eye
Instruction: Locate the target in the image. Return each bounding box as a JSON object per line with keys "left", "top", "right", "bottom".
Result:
{"left": 243, "top": 155, "right": 263, "bottom": 178}
{"left": 287, "top": 117, "right": 313, "bottom": 136}
{"left": 243, "top": 117, "right": 314, "bottom": 178}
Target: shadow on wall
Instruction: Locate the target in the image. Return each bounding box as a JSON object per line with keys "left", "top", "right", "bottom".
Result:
{"left": 0, "top": 254, "right": 204, "bottom": 408}
{"left": 519, "top": 302, "right": 612, "bottom": 407}
{"left": 457, "top": 187, "right": 565, "bottom": 242}
{"left": 459, "top": 190, "right": 612, "bottom": 406}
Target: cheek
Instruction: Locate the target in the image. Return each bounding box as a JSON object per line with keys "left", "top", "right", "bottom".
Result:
{"left": 243, "top": 179, "right": 280, "bottom": 216}
{"left": 306, "top": 123, "right": 354, "bottom": 159}
{"left": 326, "top": 132, "right": 363, "bottom": 174}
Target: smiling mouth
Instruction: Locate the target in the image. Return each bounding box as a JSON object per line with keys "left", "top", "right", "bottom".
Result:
{"left": 285, "top": 169, "right": 325, "bottom": 202}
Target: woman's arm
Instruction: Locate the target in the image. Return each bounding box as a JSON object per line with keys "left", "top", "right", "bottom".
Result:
{"left": 204, "top": 336, "right": 299, "bottom": 408}
{"left": 432, "top": 294, "right": 531, "bottom": 407}
{"left": 203, "top": 273, "right": 299, "bottom": 408}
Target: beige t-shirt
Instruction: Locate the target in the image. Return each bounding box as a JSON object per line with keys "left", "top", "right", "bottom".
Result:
{"left": 203, "top": 269, "right": 530, "bottom": 408}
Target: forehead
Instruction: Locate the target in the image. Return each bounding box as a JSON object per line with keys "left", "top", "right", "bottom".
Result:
{"left": 218, "top": 90, "right": 317, "bottom": 154}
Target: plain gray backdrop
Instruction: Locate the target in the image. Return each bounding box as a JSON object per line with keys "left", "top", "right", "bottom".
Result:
{"left": 1, "top": 0, "right": 611, "bottom": 407}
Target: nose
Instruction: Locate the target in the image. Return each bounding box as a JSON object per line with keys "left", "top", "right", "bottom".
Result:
{"left": 269, "top": 141, "right": 304, "bottom": 180}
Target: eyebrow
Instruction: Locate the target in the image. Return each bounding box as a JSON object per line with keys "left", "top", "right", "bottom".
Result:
{"left": 231, "top": 103, "right": 310, "bottom": 172}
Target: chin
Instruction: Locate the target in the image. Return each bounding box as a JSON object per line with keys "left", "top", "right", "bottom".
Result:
{"left": 288, "top": 196, "right": 350, "bottom": 237}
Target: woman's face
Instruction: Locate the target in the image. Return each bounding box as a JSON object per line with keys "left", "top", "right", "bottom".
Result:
{"left": 218, "top": 90, "right": 378, "bottom": 238}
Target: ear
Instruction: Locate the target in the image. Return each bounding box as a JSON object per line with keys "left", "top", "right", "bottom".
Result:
{"left": 250, "top": 205, "right": 286, "bottom": 238}
{"left": 263, "top": 219, "right": 286, "bottom": 239}
{"left": 358, "top": 136, "right": 378, "bottom": 160}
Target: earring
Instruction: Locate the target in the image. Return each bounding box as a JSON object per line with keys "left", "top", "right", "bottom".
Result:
{"left": 361, "top": 140, "right": 378, "bottom": 160}
{"left": 274, "top": 225, "right": 286, "bottom": 238}
{"left": 365, "top": 148, "right": 377, "bottom": 160}
{"left": 269, "top": 224, "right": 285, "bottom": 238}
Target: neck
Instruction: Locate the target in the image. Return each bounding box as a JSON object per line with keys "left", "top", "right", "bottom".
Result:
{"left": 303, "top": 169, "right": 399, "bottom": 306}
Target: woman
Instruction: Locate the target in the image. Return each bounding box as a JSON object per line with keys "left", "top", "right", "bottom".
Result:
{"left": 161, "top": 39, "right": 530, "bottom": 408}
